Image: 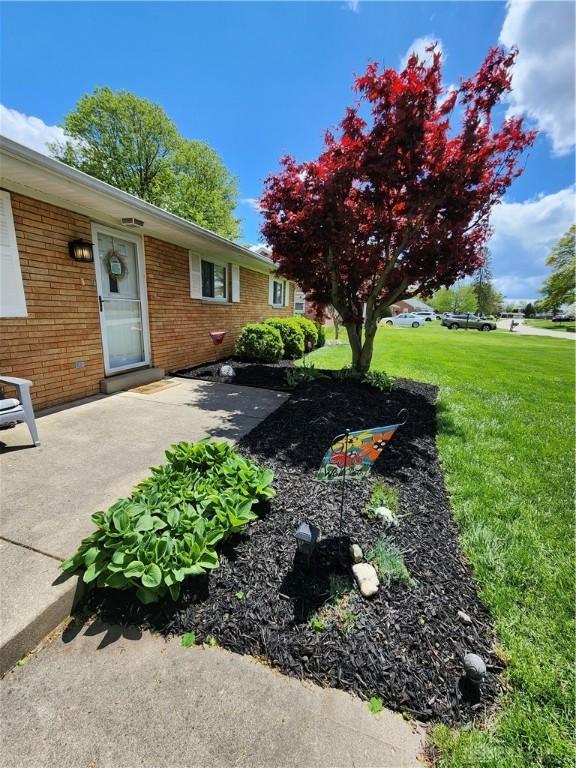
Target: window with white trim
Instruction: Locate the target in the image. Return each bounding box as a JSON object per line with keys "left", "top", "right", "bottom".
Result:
{"left": 269, "top": 275, "right": 287, "bottom": 307}
{"left": 0, "top": 191, "right": 27, "bottom": 318}
{"left": 201, "top": 258, "right": 227, "bottom": 300}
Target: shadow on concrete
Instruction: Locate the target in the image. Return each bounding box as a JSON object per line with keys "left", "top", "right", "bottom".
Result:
{"left": 62, "top": 617, "right": 142, "bottom": 650}
{"left": 179, "top": 381, "right": 288, "bottom": 443}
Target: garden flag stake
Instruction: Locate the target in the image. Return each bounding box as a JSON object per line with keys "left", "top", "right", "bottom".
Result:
{"left": 317, "top": 410, "right": 408, "bottom": 545}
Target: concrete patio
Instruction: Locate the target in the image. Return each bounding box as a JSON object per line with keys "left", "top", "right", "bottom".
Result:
{"left": 1, "top": 625, "right": 425, "bottom": 768}
{"left": 0, "top": 377, "right": 288, "bottom": 675}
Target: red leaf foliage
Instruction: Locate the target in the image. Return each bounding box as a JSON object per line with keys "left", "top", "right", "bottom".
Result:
{"left": 260, "top": 46, "right": 536, "bottom": 325}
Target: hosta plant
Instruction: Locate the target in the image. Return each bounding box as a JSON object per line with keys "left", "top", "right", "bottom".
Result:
{"left": 61, "top": 440, "right": 274, "bottom": 604}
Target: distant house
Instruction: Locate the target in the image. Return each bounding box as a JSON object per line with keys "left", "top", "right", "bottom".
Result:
{"left": 391, "top": 298, "right": 434, "bottom": 315}
{"left": 0, "top": 138, "right": 296, "bottom": 411}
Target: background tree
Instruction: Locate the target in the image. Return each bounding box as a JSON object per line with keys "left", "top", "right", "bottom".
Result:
{"left": 164, "top": 139, "right": 240, "bottom": 240}
{"left": 539, "top": 225, "right": 575, "bottom": 311}
{"left": 261, "top": 47, "right": 536, "bottom": 373}
{"left": 325, "top": 305, "right": 342, "bottom": 339}
{"left": 472, "top": 249, "right": 502, "bottom": 315}
{"left": 50, "top": 87, "right": 240, "bottom": 239}
{"left": 430, "top": 283, "right": 478, "bottom": 314}
{"left": 523, "top": 302, "right": 536, "bottom": 318}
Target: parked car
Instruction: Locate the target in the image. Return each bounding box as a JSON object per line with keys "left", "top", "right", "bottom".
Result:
{"left": 413, "top": 311, "right": 437, "bottom": 322}
{"left": 552, "top": 314, "right": 575, "bottom": 322}
{"left": 441, "top": 314, "right": 496, "bottom": 331}
{"left": 384, "top": 312, "right": 424, "bottom": 328}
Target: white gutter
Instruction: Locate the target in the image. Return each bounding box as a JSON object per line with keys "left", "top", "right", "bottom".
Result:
{"left": 0, "top": 135, "right": 276, "bottom": 270}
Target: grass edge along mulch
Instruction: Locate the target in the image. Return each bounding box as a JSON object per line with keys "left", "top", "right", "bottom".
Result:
{"left": 307, "top": 325, "right": 575, "bottom": 768}
{"left": 84, "top": 376, "right": 502, "bottom": 726}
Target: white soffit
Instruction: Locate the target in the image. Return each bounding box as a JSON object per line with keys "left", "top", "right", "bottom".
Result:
{"left": 0, "top": 136, "right": 276, "bottom": 273}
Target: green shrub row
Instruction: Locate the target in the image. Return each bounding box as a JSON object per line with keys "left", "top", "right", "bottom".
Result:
{"left": 265, "top": 317, "right": 305, "bottom": 358}
{"left": 61, "top": 440, "right": 275, "bottom": 604}
{"left": 235, "top": 315, "right": 326, "bottom": 362}
{"left": 234, "top": 323, "right": 284, "bottom": 363}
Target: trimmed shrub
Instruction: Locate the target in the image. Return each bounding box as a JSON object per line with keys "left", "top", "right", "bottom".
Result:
{"left": 61, "top": 440, "right": 275, "bottom": 604}
{"left": 292, "top": 315, "right": 318, "bottom": 349}
{"left": 234, "top": 323, "right": 284, "bottom": 362}
{"left": 265, "top": 317, "right": 305, "bottom": 359}
{"left": 316, "top": 322, "right": 326, "bottom": 348}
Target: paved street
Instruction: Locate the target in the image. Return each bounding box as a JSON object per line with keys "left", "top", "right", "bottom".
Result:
{"left": 496, "top": 318, "right": 575, "bottom": 339}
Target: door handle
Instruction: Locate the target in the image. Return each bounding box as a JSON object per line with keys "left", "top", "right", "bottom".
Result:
{"left": 98, "top": 295, "right": 103, "bottom": 312}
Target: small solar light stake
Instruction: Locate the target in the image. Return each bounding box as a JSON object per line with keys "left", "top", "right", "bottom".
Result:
{"left": 294, "top": 522, "right": 320, "bottom": 566}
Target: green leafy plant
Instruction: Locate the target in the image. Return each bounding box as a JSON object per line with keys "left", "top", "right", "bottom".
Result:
{"left": 235, "top": 591, "right": 245, "bottom": 601}
{"left": 363, "top": 370, "right": 396, "bottom": 392}
{"left": 285, "top": 358, "right": 327, "bottom": 389}
{"left": 332, "top": 365, "right": 362, "bottom": 381}
{"left": 291, "top": 315, "right": 319, "bottom": 349}
{"left": 205, "top": 635, "right": 218, "bottom": 647}
{"left": 234, "top": 322, "right": 284, "bottom": 362}
{"left": 265, "top": 317, "right": 305, "bottom": 359}
{"left": 181, "top": 631, "right": 196, "bottom": 648}
{"left": 368, "top": 696, "right": 384, "bottom": 714}
{"left": 61, "top": 440, "right": 275, "bottom": 604}
{"left": 364, "top": 479, "right": 399, "bottom": 520}
{"left": 310, "top": 615, "right": 327, "bottom": 634}
{"left": 366, "top": 537, "right": 415, "bottom": 588}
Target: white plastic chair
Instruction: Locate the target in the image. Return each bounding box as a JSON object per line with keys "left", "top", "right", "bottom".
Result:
{"left": 0, "top": 376, "right": 40, "bottom": 447}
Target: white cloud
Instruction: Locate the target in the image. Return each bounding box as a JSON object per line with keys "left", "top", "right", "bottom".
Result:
{"left": 344, "top": 0, "right": 359, "bottom": 13}
{"left": 489, "top": 186, "right": 576, "bottom": 298}
{"left": 499, "top": 0, "right": 575, "bottom": 156}
{"left": 240, "top": 197, "right": 262, "bottom": 212}
{"left": 400, "top": 36, "right": 443, "bottom": 70}
{"left": 0, "top": 104, "right": 65, "bottom": 155}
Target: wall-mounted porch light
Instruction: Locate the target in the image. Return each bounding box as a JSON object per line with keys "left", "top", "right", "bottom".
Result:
{"left": 68, "top": 239, "right": 94, "bottom": 263}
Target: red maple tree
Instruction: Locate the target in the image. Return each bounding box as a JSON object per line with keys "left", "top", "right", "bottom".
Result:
{"left": 261, "top": 46, "right": 536, "bottom": 372}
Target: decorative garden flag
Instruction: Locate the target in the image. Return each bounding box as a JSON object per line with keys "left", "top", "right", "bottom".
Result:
{"left": 317, "top": 412, "right": 407, "bottom": 482}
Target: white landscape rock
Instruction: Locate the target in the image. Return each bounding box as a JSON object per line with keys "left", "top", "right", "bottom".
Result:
{"left": 219, "top": 364, "right": 235, "bottom": 379}
{"left": 457, "top": 610, "right": 472, "bottom": 625}
{"left": 372, "top": 506, "right": 397, "bottom": 525}
{"left": 352, "top": 562, "right": 379, "bottom": 598}
{"left": 349, "top": 543, "right": 363, "bottom": 564}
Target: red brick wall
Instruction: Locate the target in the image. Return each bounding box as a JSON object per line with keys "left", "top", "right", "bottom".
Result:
{"left": 144, "top": 235, "right": 293, "bottom": 372}
{"left": 0, "top": 192, "right": 293, "bottom": 410}
{"left": 0, "top": 192, "right": 104, "bottom": 410}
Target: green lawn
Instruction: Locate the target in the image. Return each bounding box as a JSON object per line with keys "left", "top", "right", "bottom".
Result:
{"left": 307, "top": 324, "right": 575, "bottom": 768}
{"left": 525, "top": 319, "right": 576, "bottom": 332}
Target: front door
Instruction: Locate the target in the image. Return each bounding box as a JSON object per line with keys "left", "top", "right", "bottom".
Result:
{"left": 92, "top": 224, "right": 151, "bottom": 375}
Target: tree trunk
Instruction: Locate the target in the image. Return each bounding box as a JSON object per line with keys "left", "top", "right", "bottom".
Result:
{"left": 334, "top": 318, "right": 340, "bottom": 339}
{"left": 345, "top": 311, "right": 378, "bottom": 375}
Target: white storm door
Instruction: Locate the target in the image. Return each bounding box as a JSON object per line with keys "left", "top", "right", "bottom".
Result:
{"left": 93, "top": 225, "right": 151, "bottom": 375}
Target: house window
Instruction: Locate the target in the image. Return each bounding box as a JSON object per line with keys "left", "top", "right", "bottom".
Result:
{"left": 201, "top": 259, "right": 227, "bottom": 300}
{"left": 294, "top": 290, "right": 305, "bottom": 314}
{"left": 271, "top": 278, "right": 289, "bottom": 307}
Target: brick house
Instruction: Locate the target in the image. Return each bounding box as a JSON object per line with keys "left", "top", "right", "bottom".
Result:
{"left": 0, "top": 137, "right": 295, "bottom": 411}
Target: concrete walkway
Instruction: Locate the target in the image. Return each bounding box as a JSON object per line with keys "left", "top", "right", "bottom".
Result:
{"left": 0, "top": 626, "right": 425, "bottom": 768}
{"left": 0, "top": 378, "right": 288, "bottom": 674}
{"left": 496, "top": 318, "right": 575, "bottom": 339}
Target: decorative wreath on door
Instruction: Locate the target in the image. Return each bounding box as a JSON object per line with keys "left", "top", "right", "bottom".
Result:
{"left": 104, "top": 249, "right": 128, "bottom": 281}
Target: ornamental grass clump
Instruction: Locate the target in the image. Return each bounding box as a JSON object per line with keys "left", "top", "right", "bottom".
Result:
{"left": 61, "top": 440, "right": 275, "bottom": 604}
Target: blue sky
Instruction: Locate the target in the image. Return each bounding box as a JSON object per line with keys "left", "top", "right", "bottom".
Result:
{"left": 1, "top": 1, "right": 574, "bottom": 299}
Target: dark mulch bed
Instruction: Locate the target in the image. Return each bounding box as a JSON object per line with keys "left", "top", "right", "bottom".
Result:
{"left": 174, "top": 357, "right": 295, "bottom": 391}
{"left": 83, "top": 377, "right": 501, "bottom": 724}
